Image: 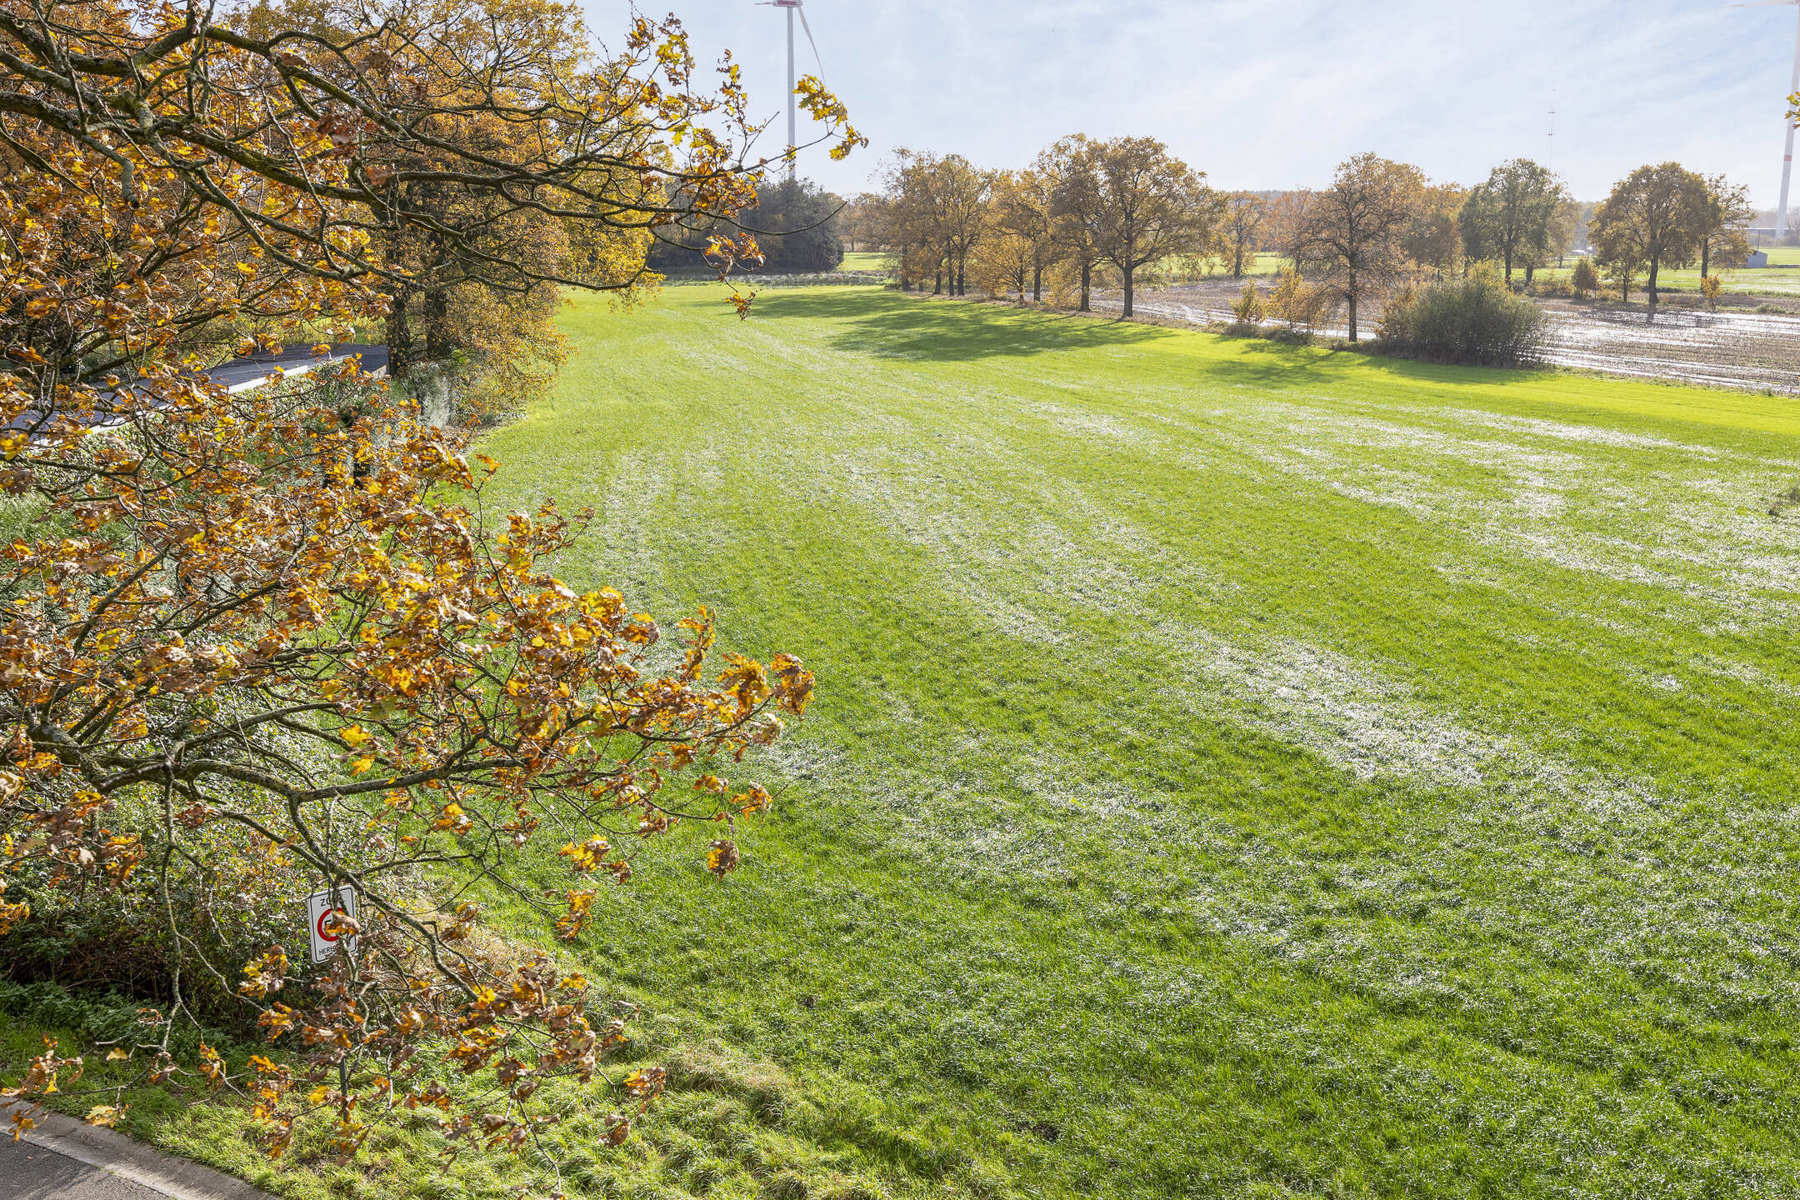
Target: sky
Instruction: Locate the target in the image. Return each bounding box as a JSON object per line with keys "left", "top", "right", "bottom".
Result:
{"left": 582, "top": 0, "right": 1800, "bottom": 207}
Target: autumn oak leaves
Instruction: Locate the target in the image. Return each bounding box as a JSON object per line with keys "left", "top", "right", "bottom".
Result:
{"left": 0, "top": 0, "right": 847, "bottom": 1174}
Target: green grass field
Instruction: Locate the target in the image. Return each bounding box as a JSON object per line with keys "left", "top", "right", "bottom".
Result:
{"left": 474, "top": 287, "right": 1800, "bottom": 1198}
{"left": 1538, "top": 244, "right": 1800, "bottom": 297}
{"left": 840, "top": 250, "right": 890, "bottom": 273}
{"left": 11, "top": 286, "right": 1800, "bottom": 1199}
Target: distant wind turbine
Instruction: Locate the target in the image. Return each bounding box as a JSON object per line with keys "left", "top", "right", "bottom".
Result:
{"left": 757, "top": 0, "right": 823, "bottom": 180}
{"left": 1546, "top": 87, "right": 1557, "bottom": 174}
{"left": 1732, "top": 0, "right": 1800, "bottom": 237}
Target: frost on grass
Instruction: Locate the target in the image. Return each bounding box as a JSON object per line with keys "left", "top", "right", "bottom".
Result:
{"left": 572, "top": 351, "right": 1800, "bottom": 1051}
{"left": 814, "top": 435, "right": 1213, "bottom": 646}
{"left": 1139, "top": 618, "right": 1800, "bottom": 1005}
{"left": 1198, "top": 398, "right": 1800, "bottom": 621}
{"left": 1442, "top": 408, "right": 1724, "bottom": 457}
{"left": 1155, "top": 623, "right": 1501, "bottom": 789}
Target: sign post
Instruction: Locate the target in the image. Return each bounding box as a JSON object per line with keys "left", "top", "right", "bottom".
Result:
{"left": 305, "top": 886, "right": 359, "bottom": 964}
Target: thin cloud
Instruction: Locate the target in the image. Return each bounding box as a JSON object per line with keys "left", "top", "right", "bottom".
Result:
{"left": 586, "top": 0, "right": 1800, "bottom": 204}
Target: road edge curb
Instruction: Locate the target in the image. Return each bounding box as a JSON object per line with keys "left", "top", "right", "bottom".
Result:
{"left": 2, "top": 1101, "right": 271, "bottom": 1199}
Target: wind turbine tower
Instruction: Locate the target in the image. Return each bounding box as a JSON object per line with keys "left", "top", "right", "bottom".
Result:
{"left": 1735, "top": 0, "right": 1800, "bottom": 238}
{"left": 1546, "top": 91, "right": 1556, "bottom": 174}
{"left": 758, "top": 0, "right": 821, "bottom": 180}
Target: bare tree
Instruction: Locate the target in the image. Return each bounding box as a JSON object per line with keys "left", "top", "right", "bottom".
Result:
{"left": 1220, "top": 193, "right": 1266, "bottom": 279}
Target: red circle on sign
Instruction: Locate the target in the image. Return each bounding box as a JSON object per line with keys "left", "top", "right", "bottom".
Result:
{"left": 316, "top": 907, "right": 347, "bottom": 943}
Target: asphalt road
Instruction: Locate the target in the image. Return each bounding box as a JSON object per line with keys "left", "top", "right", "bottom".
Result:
{"left": 6, "top": 343, "right": 391, "bottom": 435}
{"left": 0, "top": 1134, "right": 169, "bottom": 1199}
{"left": 204, "top": 342, "right": 388, "bottom": 391}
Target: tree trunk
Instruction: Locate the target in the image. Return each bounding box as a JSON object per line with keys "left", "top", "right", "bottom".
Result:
{"left": 1700, "top": 239, "right": 1710, "bottom": 280}
{"left": 1232, "top": 241, "right": 1245, "bottom": 279}
{"left": 1503, "top": 249, "right": 1513, "bottom": 286}
{"left": 1647, "top": 257, "right": 1660, "bottom": 306}
{"left": 1032, "top": 264, "right": 1043, "bottom": 303}
{"left": 424, "top": 288, "right": 451, "bottom": 362}
{"left": 1346, "top": 275, "right": 1358, "bottom": 342}
{"left": 1079, "top": 262, "right": 1091, "bottom": 312}
{"left": 1122, "top": 264, "right": 1134, "bottom": 318}
{"left": 415, "top": 361, "right": 453, "bottom": 430}
{"left": 385, "top": 287, "right": 415, "bottom": 382}
{"left": 1524, "top": 263, "right": 1535, "bottom": 287}
{"left": 933, "top": 269, "right": 942, "bottom": 295}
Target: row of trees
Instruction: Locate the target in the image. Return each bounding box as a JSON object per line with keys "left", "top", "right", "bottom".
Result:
{"left": 866, "top": 145, "right": 1575, "bottom": 337}
{"left": 868, "top": 136, "right": 1224, "bottom": 317}
{"left": 0, "top": 0, "right": 855, "bottom": 1172}
{"left": 863, "top": 143, "right": 1761, "bottom": 335}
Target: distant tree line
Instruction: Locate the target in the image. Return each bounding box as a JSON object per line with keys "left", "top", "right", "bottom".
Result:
{"left": 860, "top": 142, "right": 1762, "bottom": 337}
{"left": 649, "top": 178, "right": 847, "bottom": 275}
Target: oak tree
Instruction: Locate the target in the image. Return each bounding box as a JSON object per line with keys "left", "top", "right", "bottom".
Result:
{"left": 1219, "top": 192, "right": 1265, "bottom": 279}
{"left": 1457, "top": 159, "right": 1567, "bottom": 286}
{"left": 1086, "top": 136, "right": 1216, "bottom": 318}
{"left": 0, "top": 0, "right": 853, "bottom": 1174}
{"left": 1288, "top": 153, "right": 1424, "bottom": 342}
{"left": 1590, "top": 163, "right": 1708, "bottom": 306}
{"left": 1695, "top": 173, "right": 1755, "bottom": 280}
{"left": 1044, "top": 135, "right": 1108, "bottom": 312}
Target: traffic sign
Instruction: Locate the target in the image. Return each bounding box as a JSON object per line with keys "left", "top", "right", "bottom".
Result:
{"left": 305, "top": 886, "right": 359, "bottom": 964}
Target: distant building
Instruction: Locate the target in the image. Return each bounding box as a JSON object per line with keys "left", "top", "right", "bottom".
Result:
{"left": 1745, "top": 249, "right": 1769, "bottom": 268}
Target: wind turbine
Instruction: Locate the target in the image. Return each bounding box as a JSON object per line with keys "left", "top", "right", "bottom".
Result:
{"left": 1733, "top": 0, "right": 1800, "bottom": 238}
{"left": 757, "top": 0, "right": 823, "bottom": 180}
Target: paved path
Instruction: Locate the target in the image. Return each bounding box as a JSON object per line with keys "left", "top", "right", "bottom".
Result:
{"left": 0, "top": 1104, "right": 269, "bottom": 1200}
{"left": 7, "top": 342, "right": 391, "bottom": 435}
{"left": 206, "top": 342, "right": 389, "bottom": 392}
{"left": 0, "top": 1135, "right": 168, "bottom": 1199}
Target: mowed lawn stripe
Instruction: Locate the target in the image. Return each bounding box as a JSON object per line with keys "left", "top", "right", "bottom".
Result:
{"left": 478, "top": 285, "right": 1800, "bottom": 1198}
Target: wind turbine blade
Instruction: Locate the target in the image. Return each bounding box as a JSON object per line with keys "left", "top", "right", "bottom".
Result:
{"left": 796, "top": 3, "right": 824, "bottom": 73}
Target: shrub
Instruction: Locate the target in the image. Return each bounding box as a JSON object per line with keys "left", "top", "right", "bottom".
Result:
{"left": 1376, "top": 283, "right": 1416, "bottom": 341}
{"left": 1570, "top": 257, "right": 1600, "bottom": 298}
{"left": 1231, "top": 282, "right": 1265, "bottom": 325}
{"left": 1377, "top": 269, "right": 1547, "bottom": 366}
{"left": 1268, "top": 266, "right": 1332, "bottom": 331}
{"left": 1700, "top": 274, "right": 1723, "bottom": 310}
{"left": 1264, "top": 327, "right": 1316, "bottom": 346}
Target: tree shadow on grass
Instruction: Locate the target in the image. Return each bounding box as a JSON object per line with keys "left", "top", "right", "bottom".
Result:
{"left": 755, "top": 289, "right": 1554, "bottom": 393}
{"left": 752, "top": 290, "right": 1174, "bottom": 362}
{"left": 1204, "top": 333, "right": 1555, "bottom": 394}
